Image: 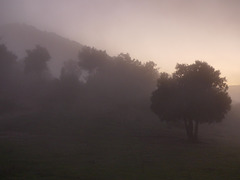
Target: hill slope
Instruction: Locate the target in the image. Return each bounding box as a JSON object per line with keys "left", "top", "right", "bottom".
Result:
{"left": 0, "top": 23, "right": 83, "bottom": 77}
{"left": 0, "top": 23, "right": 239, "bottom": 103}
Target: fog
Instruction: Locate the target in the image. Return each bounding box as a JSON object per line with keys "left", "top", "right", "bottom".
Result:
{"left": 1, "top": 1, "right": 240, "bottom": 179}
{"left": 1, "top": 0, "right": 240, "bottom": 84}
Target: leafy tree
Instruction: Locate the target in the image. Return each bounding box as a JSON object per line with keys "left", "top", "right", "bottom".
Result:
{"left": 60, "top": 59, "right": 82, "bottom": 83}
{"left": 24, "top": 45, "right": 51, "bottom": 79}
{"left": 0, "top": 44, "right": 18, "bottom": 116}
{"left": 78, "top": 46, "right": 109, "bottom": 73}
{"left": 151, "top": 61, "right": 232, "bottom": 142}
{"left": 59, "top": 59, "right": 83, "bottom": 108}
{"left": 85, "top": 52, "right": 159, "bottom": 105}
{"left": 0, "top": 44, "right": 17, "bottom": 80}
{"left": 78, "top": 48, "right": 159, "bottom": 119}
{"left": 22, "top": 45, "right": 52, "bottom": 110}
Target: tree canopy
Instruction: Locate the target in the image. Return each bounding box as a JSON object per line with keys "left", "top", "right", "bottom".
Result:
{"left": 24, "top": 45, "right": 51, "bottom": 79}
{"left": 0, "top": 44, "right": 18, "bottom": 115}
{"left": 151, "top": 61, "right": 232, "bottom": 142}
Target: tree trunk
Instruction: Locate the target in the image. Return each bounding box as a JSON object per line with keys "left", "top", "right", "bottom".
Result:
{"left": 193, "top": 120, "right": 199, "bottom": 141}
{"left": 184, "top": 119, "right": 198, "bottom": 143}
{"left": 184, "top": 119, "right": 190, "bottom": 138}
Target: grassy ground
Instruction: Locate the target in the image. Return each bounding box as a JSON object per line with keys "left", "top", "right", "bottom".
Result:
{"left": 0, "top": 117, "right": 240, "bottom": 179}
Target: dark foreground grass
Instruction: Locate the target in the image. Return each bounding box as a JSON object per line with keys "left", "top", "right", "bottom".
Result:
{"left": 0, "top": 123, "right": 240, "bottom": 180}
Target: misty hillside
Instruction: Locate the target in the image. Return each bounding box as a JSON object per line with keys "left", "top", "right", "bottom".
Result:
{"left": 2, "top": 1, "right": 240, "bottom": 179}
{"left": 1, "top": 23, "right": 240, "bottom": 180}
{"left": 1, "top": 24, "right": 239, "bottom": 101}
{"left": 0, "top": 23, "right": 82, "bottom": 77}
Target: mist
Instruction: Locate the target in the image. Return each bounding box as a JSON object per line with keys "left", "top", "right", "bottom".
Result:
{"left": 1, "top": 1, "right": 240, "bottom": 179}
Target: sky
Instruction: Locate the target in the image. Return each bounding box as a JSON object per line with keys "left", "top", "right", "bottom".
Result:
{"left": 1, "top": 0, "right": 240, "bottom": 85}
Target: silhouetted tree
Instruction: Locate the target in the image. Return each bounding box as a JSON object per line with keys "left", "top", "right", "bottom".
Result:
{"left": 58, "top": 59, "right": 83, "bottom": 110}
{"left": 151, "top": 61, "right": 232, "bottom": 142}
{"left": 78, "top": 46, "right": 109, "bottom": 73}
{"left": 24, "top": 45, "right": 51, "bottom": 80}
{"left": 0, "top": 44, "right": 18, "bottom": 116}
{"left": 0, "top": 44, "right": 17, "bottom": 82}
{"left": 60, "top": 59, "right": 82, "bottom": 83}
{"left": 77, "top": 46, "right": 159, "bottom": 122}
{"left": 22, "top": 45, "right": 52, "bottom": 110}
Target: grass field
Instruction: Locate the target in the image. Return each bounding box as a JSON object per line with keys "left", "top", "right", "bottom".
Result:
{"left": 0, "top": 115, "right": 240, "bottom": 180}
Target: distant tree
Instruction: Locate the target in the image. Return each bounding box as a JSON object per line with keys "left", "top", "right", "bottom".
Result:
{"left": 0, "top": 44, "right": 18, "bottom": 116}
{"left": 59, "top": 59, "right": 83, "bottom": 108}
{"left": 60, "top": 59, "right": 82, "bottom": 83}
{"left": 24, "top": 45, "right": 51, "bottom": 79}
{"left": 78, "top": 46, "right": 109, "bottom": 72}
{"left": 0, "top": 44, "right": 17, "bottom": 79}
{"left": 78, "top": 48, "right": 159, "bottom": 119}
{"left": 151, "top": 61, "right": 232, "bottom": 142}
{"left": 22, "top": 45, "right": 52, "bottom": 110}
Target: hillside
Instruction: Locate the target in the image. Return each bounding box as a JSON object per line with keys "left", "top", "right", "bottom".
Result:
{"left": 0, "top": 23, "right": 239, "bottom": 103}
{"left": 1, "top": 24, "right": 240, "bottom": 180}
{"left": 0, "top": 23, "right": 82, "bottom": 77}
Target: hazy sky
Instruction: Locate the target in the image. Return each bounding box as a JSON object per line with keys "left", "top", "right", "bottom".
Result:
{"left": 1, "top": 0, "right": 240, "bottom": 85}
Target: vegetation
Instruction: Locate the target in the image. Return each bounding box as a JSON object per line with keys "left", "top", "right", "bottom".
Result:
{"left": 0, "top": 43, "right": 238, "bottom": 179}
{"left": 1, "top": 127, "right": 240, "bottom": 180}
{"left": 151, "top": 61, "right": 232, "bottom": 142}
{"left": 24, "top": 45, "right": 51, "bottom": 79}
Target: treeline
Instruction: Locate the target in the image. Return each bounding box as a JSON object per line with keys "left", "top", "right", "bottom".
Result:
{"left": 0, "top": 44, "right": 159, "bottom": 134}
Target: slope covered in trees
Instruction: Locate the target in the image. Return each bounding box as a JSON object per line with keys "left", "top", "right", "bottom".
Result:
{"left": 0, "top": 24, "right": 238, "bottom": 141}
{"left": 0, "top": 23, "right": 82, "bottom": 77}
{"left": 1, "top": 26, "right": 240, "bottom": 180}
{"left": 0, "top": 43, "right": 159, "bottom": 134}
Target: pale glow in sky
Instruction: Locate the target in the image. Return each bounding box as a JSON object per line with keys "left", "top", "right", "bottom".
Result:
{"left": 1, "top": 0, "right": 240, "bottom": 85}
